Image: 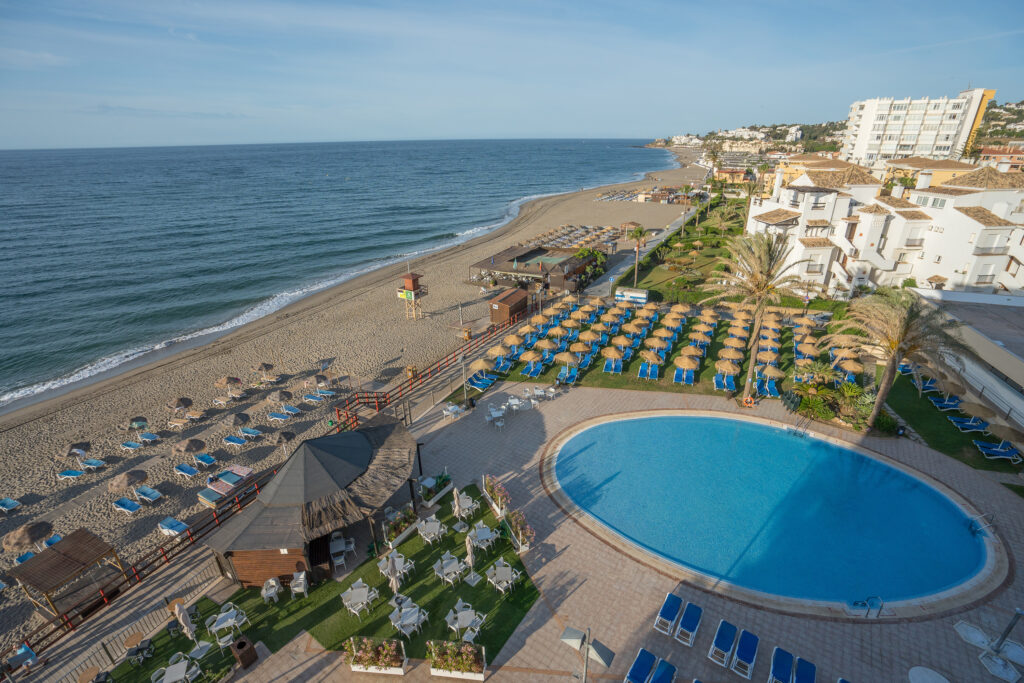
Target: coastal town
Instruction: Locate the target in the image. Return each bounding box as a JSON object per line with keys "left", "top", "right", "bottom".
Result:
{"left": 2, "top": 75, "right": 1024, "bottom": 683}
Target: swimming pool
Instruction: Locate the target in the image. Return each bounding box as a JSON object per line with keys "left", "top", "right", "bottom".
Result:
{"left": 552, "top": 414, "right": 989, "bottom": 606}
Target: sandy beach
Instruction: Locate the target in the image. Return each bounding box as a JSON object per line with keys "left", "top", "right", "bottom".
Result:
{"left": 0, "top": 148, "right": 704, "bottom": 645}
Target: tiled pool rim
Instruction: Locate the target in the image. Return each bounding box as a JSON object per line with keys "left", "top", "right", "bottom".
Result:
{"left": 540, "top": 408, "right": 1010, "bottom": 621}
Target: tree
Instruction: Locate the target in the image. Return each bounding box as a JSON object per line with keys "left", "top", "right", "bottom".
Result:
{"left": 700, "top": 233, "right": 810, "bottom": 400}
{"left": 627, "top": 224, "right": 650, "bottom": 288}
{"left": 821, "top": 288, "right": 971, "bottom": 429}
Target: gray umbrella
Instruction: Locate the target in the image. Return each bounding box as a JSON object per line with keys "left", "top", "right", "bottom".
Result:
{"left": 127, "top": 416, "right": 148, "bottom": 430}
{"left": 168, "top": 397, "right": 193, "bottom": 412}
{"left": 276, "top": 431, "right": 296, "bottom": 447}
{"left": 225, "top": 412, "right": 250, "bottom": 427}
{"left": 108, "top": 470, "right": 147, "bottom": 492}
{"left": 3, "top": 522, "right": 53, "bottom": 552}
{"left": 255, "top": 362, "right": 274, "bottom": 379}
{"left": 465, "top": 534, "right": 475, "bottom": 570}
{"left": 172, "top": 439, "right": 206, "bottom": 455}
{"left": 268, "top": 390, "right": 292, "bottom": 403}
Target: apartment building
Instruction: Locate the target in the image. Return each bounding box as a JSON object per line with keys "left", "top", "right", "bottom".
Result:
{"left": 744, "top": 162, "right": 1024, "bottom": 298}
{"left": 840, "top": 88, "right": 995, "bottom": 170}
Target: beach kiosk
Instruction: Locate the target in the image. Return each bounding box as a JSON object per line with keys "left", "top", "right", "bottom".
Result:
{"left": 489, "top": 288, "right": 529, "bottom": 325}
{"left": 397, "top": 272, "right": 427, "bottom": 320}
{"left": 615, "top": 287, "right": 649, "bottom": 305}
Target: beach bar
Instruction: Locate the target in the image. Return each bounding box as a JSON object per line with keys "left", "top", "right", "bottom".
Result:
{"left": 470, "top": 245, "right": 593, "bottom": 292}
{"left": 204, "top": 415, "right": 416, "bottom": 588}
{"left": 489, "top": 288, "right": 529, "bottom": 324}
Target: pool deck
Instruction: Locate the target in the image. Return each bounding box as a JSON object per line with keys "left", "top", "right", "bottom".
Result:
{"left": 408, "top": 384, "right": 1024, "bottom": 682}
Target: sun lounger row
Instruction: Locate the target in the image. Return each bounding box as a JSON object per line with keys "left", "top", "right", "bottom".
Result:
{"left": 714, "top": 373, "right": 737, "bottom": 392}
{"left": 672, "top": 368, "right": 695, "bottom": 385}
{"left": 624, "top": 648, "right": 676, "bottom": 683}
{"left": 973, "top": 439, "right": 1022, "bottom": 464}
{"left": 948, "top": 415, "right": 988, "bottom": 433}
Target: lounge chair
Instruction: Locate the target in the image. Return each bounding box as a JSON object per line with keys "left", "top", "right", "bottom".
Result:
{"left": 174, "top": 464, "right": 199, "bottom": 478}
{"left": 139, "top": 432, "right": 160, "bottom": 443}
{"left": 44, "top": 534, "right": 62, "bottom": 547}
{"left": 930, "top": 398, "right": 962, "bottom": 411}
{"left": 948, "top": 415, "right": 981, "bottom": 426}
{"left": 211, "top": 396, "right": 229, "bottom": 406}
{"left": 954, "top": 419, "right": 989, "bottom": 433}
{"left": 916, "top": 377, "right": 938, "bottom": 393}
{"left": 528, "top": 363, "right": 543, "bottom": 378}
{"left": 167, "top": 418, "right": 188, "bottom": 430}
{"left": 57, "top": 470, "right": 85, "bottom": 480}
{"left": 77, "top": 457, "right": 106, "bottom": 471}
{"left": 121, "top": 441, "right": 142, "bottom": 451}
{"left": 240, "top": 427, "right": 262, "bottom": 438}
{"left": 707, "top": 619, "right": 737, "bottom": 667}
{"left": 15, "top": 552, "right": 34, "bottom": 565}
{"left": 794, "top": 657, "right": 816, "bottom": 683}
{"left": 223, "top": 435, "right": 246, "bottom": 447}
{"left": 603, "top": 359, "right": 614, "bottom": 373}
{"left": 653, "top": 593, "right": 683, "bottom": 635}
{"left": 316, "top": 388, "right": 336, "bottom": 396}
{"left": 580, "top": 354, "right": 593, "bottom": 370}
{"left": 158, "top": 517, "right": 190, "bottom": 536}
{"left": 898, "top": 361, "right": 914, "bottom": 375}
{"left": 649, "top": 658, "right": 677, "bottom": 683}
{"left": 281, "top": 404, "right": 302, "bottom": 415}
{"left": 637, "top": 362, "right": 650, "bottom": 379}
{"left": 730, "top": 629, "right": 759, "bottom": 679}
{"left": 756, "top": 379, "right": 767, "bottom": 396}
{"left": 303, "top": 393, "right": 324, "bottom": 403}
{"left": 768, "top": 647, "right": 794, "bottom": 683}
{"left": 714, "top": 373, "right": 726, "bottom": 391}
{"left": 0, "top": 498, "right": 20, "bottom": 514}
{"left": 973, "top": 439, "right": 1018, "bottom": 456}
{"left": 566, "top": 367, "right": 579, "bottom": 384}
{"left": 766, "top": 379, "right": 781, "bottom": 398}
{"left": 624, "top": 648, "right": 657, "bottom": 683}
{"left": 268, "top": 412, "right": 291, "bottom": 422}
{"left": 613, "top": 359, "right": 623, "bottom": 374}
{"left": 557, "top": 366, "right": 569, "bottom": 383}
{"left": 194, "top": 453, "right": 216, "bottom": 468}
{"left": 135, "top": 486, "right": 162, "bottom": 504}
{"left": 672, "top": 367, "right": 684, "bottom": 384}
{"left": 725, "top": 374, "right": 737, "bottom": 392}
{"left": 647, "top": 364, "right": 659, "bottom": 380}
{"left": 673, "top": 602, "right": 702, "bottom": 646}
{"left": 114, "top": 498, "right": 141, "bottom": 514}
{"left": 980, "top": 447, "right": 1022, "bottom": 464}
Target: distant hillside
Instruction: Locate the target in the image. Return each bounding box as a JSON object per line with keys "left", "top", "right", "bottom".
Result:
{"left": 976, "top": 99, "right": 1024, "bottom": 143}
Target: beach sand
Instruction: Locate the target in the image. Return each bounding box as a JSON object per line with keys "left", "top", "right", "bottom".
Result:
{"left": 0, "top": 149, "right": 704, "bottom": 645}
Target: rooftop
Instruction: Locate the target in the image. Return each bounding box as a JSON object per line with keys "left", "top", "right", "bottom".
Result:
{"left": 940, "top": 301, "right": 1024, "bottom": 359}
{"left": 753, "top": 208, "right": 801, "bottom": 225}
{"left": 806, "top": 167, "right": 881, "bottom": 189}
{"left": 886, "top": 157, "right": 977, "bottom": 171}
{"left": 875, "top": 195, "right": 919, "bottom": 209}
{"left": 798, "top": 237, "right": 835, "bottom": 248}
{"left": 942, "top": 166, "right": 1024, "bottom": 190}
{"left": 896, "top": 210, "right": 932, "bottom": 221}
{"left": 857, "top": 204, "right": 890, "bottom": 215}
{"left": 912, "top": 187, "right": 981, "bottom": 196}
{"left": 954, "top": 206, "right": 1017, "bottom": 227}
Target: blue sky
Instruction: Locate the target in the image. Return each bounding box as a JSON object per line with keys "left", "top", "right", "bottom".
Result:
{"left": 1, "top": 0, "right": 1023, "bottom": 149}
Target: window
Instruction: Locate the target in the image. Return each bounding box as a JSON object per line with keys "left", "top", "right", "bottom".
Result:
{"left": 892, "top": 115, "right": 903, "bottom": 121}
{"left": 1008, "top": 256, "right": 1022, "bottom": 277}
{"left": 893, "top": 104, "right": 907, "bottom": 111}
{"left": 897, "top": 252, "right": 909, "bottom": 263}
{"left": 876, "top": 114, "right": 887, "bottom": 121}
{"left": 931, "top": 198, "right": 946, "bottom": 208}
{"left": 934, "top": 255, "right": 942, "bottom": 264}
{"left": 935, "top": 146, "right": 950, "bottom": 152}
{"left": 923, "top": 124, "right": 938, "bottom": 131}
{"left": 951, "top": 103, "right": 962, "bottom": 110}
{"left": 885, "top": 134, "right": 898, "bottom": 141}
{"left": 915, "top": 196, "right": 928, "bottom": 206}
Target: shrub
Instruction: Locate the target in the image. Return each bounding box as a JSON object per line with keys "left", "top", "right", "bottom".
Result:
{"left": 901, "top": 278, "right": 918, "bottom": 289}
{"left": 427, "top": 641, "right": 485, "bottom": 673}
{"left": 874, "top": 411, "right": 901, "bottom": 435}
{"left": 505, "top": 508, "right": 536, "bottom": 546}
{"left": 385, "top": 507, "right": 417, "bottom": 541}
{"left": 483, "top": 474, "right": 511, "bottom": 509}
{"left": 344, "top": 637, "right": 404, "bottom": 669}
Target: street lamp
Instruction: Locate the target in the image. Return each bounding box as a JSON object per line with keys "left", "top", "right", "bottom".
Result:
{"left": 560, "top": 625, "right": 614, "bottom": 681}
{"left": 459, "top": 353, "right": 468, "bottom": 407}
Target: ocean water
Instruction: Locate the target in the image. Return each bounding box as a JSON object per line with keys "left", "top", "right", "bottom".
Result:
{"left": 555, "top": 415, "right": 986, "bottom": 603}
{"left": 0, "top": 139, "right": 673, "bottom": 408}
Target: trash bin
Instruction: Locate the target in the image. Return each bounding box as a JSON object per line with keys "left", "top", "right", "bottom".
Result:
{"left": 231, "top": 637, "right": 257, "bottom": 669}
{"left": 462, "top": 326, "right": 472, "bottom": 341}
{"left": 405, "top": 365, "right": 417, "bottom": 380}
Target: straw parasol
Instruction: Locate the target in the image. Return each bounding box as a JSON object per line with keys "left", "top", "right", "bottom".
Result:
{"left": 793, "top": 326, "right": 814, "bottom": 337}
{"left": 168, "top": 397, "right": 193, "bottom": 412}
{"left": 699, "top": 314, "right": 718, "bottom": 326}
{"left": 959, "top": 402, "right": 995, "bottom": 419}
{"left": 692, "top": 322, "right": 713, "bottom": 333}
{"left": 670, "top": 303, "right": 692, "bottom": 315}
{"left": 542, "top": 306, "right": 561, "bottom": 316}
{"left": 794, "top": 316, "right": 817, "bottom": 326}
{"left": 688, "top": 332, "right": 712, "bottom": 343}
{"left": 795, "top": 358, "right": 814, "bottom": 368}
{"left": 108, "top": 470, "right": 148, "bottom": 492}
{"left": 723, "top": 337, "right": 746, "bottom": 348}
{"left": 937, "top": 378, "right": 965, "bottom": 396}
{"left": 611, "top": 335, "right": 632, "bottom": 347}
{"left": 719, "top": 347, "right": 744, "bottom": 361}
{"left": 570, "top": 310, "right": 588, "bottom": 321}
{"left": 547, "top": 326, "right": 568, "bottom": 338}
{"left": 3, "top": 522, "right": 53, "bottom": 552}
{"left": 988, "top": 424, "right": 1024, "bottom": 445}
{"left": 518, "top": 324, "right": 538, "bottom": 335}
{"left": 553, "top": 352, "right": 579, "bottom": 367}
{"left": 688, "top": 250, "right": 700, "bottom": 260}
{"left": 533, "top": 339, "right": 557, "bottom": 351}
{"left": 214, "top": 376, "right": 242, "bottom": 388}
{"left": 276, "top": 431, "right": 296, "bottom": 447}
{"left": 562, "top": 319, "right": 581, "bottom": 329}
{"left": 700, "top": 307, "right": 718, "bottom": 318}
{"left": 831, "top": 347, "right": 858, "bottom": 360}
{"left": 503, "top": 334, "right": 524, "bottom": 347}
{"left": 653, "top": 328, "right": 674, "bottom": 339}
{"left": 796, "top": 343, "right": 820, "bottom": 357}
{"left": 674, "top": 356, "right": 699, "bottom": 370}
{"left": 828, "top": 334, "right": 863, "bottom": 347}
{"left": 487, "top": 345, "right": 509, "bottom": 358}
{"left": 726, "top": 327, "right": 749, "bottom": 338}
{"left": 635, "top": 308, "right": 655, "bottom": 319}
{"left": 680, "top": 346, "right": 703, "bottom": 357}
{"left": 172, "top": 439, "right": 206, "bottom": 455}
{"left": 589, "top": 322, "right": 610, "bottom": 332}
{"left": 577, "top": 304, "right": 594, "bottom": 314}
{"left": 600, "top": 346, "right": 623, "bottom": 359}
{"left": 570, "top": 342, "right": 591, "bottom": 354}
{"left": 756, "top": 350, "right": 779, "bottom": 363}
{"left": 600, "top": 313, "right": 619, "bottom": 323}
{"left": 268, "top": 389, "right": 292, "bottom": 402}
{"left": 607, "top": 306, "right": 625, "bottom": 316}
{"left": 642, "top": 302, "right": 660, "bottom": 311}
{"left": 578, "top": 330, "right": 601, "bottom": 343}
{"left": 734, "top": 310, "right": 752, "bottom": 321}
{"left": 644, "top": 337, "right": 668, "bottom": 349}
{"left": 759, "top": 364, "right": 786, "bottom": 379}
{"left": 588, "top": 296, "right": 606, "bottom": 306}
{"left": 469, "top": 358, "right": 494, "bottom": 373}
{"left": 225, "top": 412, "right": 250, "bottom": 427}
{"left": 520, "top": 350, "right": 542, "bottom": 363}
{"left": 640, "top": 350, "right": 663, "bottom": 364}
{"left": 530, "top": 314, "right": 549, "bottom": 325}
{"left": 616, "top": 301, "right": 634, "bottom": 310}
{"left": 715, "top": 360, "right": 740, "bottom": 375}
{"left": 838, "top": 359, "right": 864, "bottom": 373}
{"left": 621, "top": 323, "right": 644, "bottom": 335}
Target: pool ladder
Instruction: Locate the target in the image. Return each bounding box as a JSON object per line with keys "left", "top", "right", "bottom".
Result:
{"left": 789, "top": 416, "right": 812, "bottom": 437}
{"left": 969, "top": 512, "right": 996, "bottom": 535}
{"left": 852, "top": 596, "right": 884, "bottom": 618}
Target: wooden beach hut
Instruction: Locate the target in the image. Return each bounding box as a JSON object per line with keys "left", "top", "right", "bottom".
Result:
{"left": 204, "top": 415, "right": 416, "bottom": 588}
{"left": 489, "top": 288, "right": 529, "bottom": 324}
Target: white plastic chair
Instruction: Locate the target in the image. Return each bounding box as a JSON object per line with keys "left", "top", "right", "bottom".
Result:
{"left": 150, "top": 669, "right": 166, "bottom": 683}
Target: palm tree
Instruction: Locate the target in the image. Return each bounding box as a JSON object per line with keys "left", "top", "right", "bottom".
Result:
{"left": 821, "top": 287, "right": 971, "bottom": 429}
{"left": 627, "top": 224, "right": 650, "bottom": 288}
{"left": 700, "top": 233, "right": 810, "bottom": 400}
{"left": 707, "top": 211, "right": 729, "bottom": 239}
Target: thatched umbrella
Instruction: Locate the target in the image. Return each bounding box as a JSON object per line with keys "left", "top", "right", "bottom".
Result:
{"left": 254, "top": 362, "right": 275, "bottom": 380}
{"left": 487, "top": 345, "right": 510, "bottom": 358}
{"left": 795, "top": 358, "right": 814, "bottom": 368}
{"left": 225, "top": 412, "right": 250, "bottom": 427}
{"left": 688, "top": 332, "right": 712, "bottom": 344}
{"left": 534, "top": 339, "right": 557, "bottom": 351}
{"left": 276, "top": 431, "right": 296, "bottom": 447}
{"left": 832, "top": 347, "right": 858, "bottom": 360}
{"left": 621, "top": 323, "right": 644, "bottom": 335}
{"left": 642, "top": 302, "right": 660, "bottom": 311}
{"left": 518, "top": 324, "right": 539, "bottom": 335}
{"left": 838, "top": 359, "right": 864, "bottom": 374}
{"left": 644, "top": 337, "right": 668, "bottom": 350}
{"left": 794, "top": 316, "right": 817, "bottom": 326}
{"left": 578, "top": 330, "right": 602, "bottom": 343}
{"left": 610, "top": 335, "right": 632, "bottom": 347}
{"left": 719, "top": 347, "right": 744, "bottom": 361}
{"left": 268, "top": 389, "right": 292, "bottom": 402}
{"left": 734, "top": 310, "right": 752, "bottom": 321}
{"left": 715, "top": 360, "right": 740, "bottom": 375}
{"left": 828, "top": 334, "right": 863, "bottom": 348}
{"left": 759, "top": 364, "right": 786, "bottom": 379}
{"left": 108, "top": 470, "right": 147, "bottom": 492}
{"left": 542, "top": 306, "right": 561, "bottom": 316}
{"left": 756, "top": 350, "right": 779, "bottom": 363}
{"left": 937, "top": 379, "right": 965, "bottom": 396}
{"left": 616, "top": 301, "right": 635, "bottom": 310}
{"left": 520, "top": 350, "right": 542, "bottom": 363}
{"left": 723, "top": 337, "right": 746, "bottom": 348}
{"left": 3, "top": 522, "right": 53, "bottom": 552}
{"left": 547, "top": 326, "right": 568, "bottom": 338}
{"left": 600, "top": 313, "right": 620, "bottom": 323}
{"left": 168, "top": 397, "right": 193, "bottom": 412}
{"left": 570, "top": 342, "right": 591, "bottom": 354}
{"left": 589, "top": 322, "right": 610, "bottom": 333}
{"left": 796, "top": 343, "right": 820, "bottom": 357}
{"left": 588, "top": 296, "right": 606, "bottom": 306}
{"left": 959, "top": 402, "right": 995, "bottom": 419}
{"left": 640, "top": 350, "right": 663, "bottom": 365}
{"left": 530, "top": 314, "right": 549, "bottom": 325}
{"left": 570, "top": 310, "right": 588, "bottom": 321}
{"left": 699, "top": 314, "right": 718, "bottom": 326}
{"left": 503, "top": 334, "right": 524, "bottom": 347}
{"left": 793, "top": 334, "right": 815, "bottom": 345}
{"left": 700, "top": 307, "right": 718, "bottom": 318}
{"left": 726, "top": 327, "right": 749, "bottom": 338}
{"left": 692, "top": 322, "right": 713, "bottom": 333}
{"left": 553, "top": 352, "right": 579, "bottom": 367}
{"left": 668, "top": 303, "right": 690, "bottom": 315}
{"left": 792, "top": 326, "right": 814, "bottom": 337}
{"left": 988, "top": 424, "right": 1024, "bottom": 445}
{"left": 469, "top": 358, "right": 495, "bottom": 373}
{"left": 635, "top": 308, "right": 655, "bottom": 319}
{"left": 680, "top": 346, "right": 703, "bottom": 357}
{"left": 580, "top": 304, "right": 597, "bottom": 314}
{"left": 172, "top": 439, "right": 206, "bottom": 456}
{"left": 562, "top": 319, "right": 581, "bottom": 329}
{"left": 600, "top": 346, "right": 623, "bottom": 359}
{"left": 607, "top": 306, "right": 625, "bottom": 316}
{"left": 662, "top": 314, "right": 683, "bottom": 326}
{"left": 214, "top": 376, "right": 242, "bottom": 388}
{"left": 674, "top": 356, "right": 699, "bottom": 370}
{"left": 652, "top": 328, "right": 674, "bottom": 339}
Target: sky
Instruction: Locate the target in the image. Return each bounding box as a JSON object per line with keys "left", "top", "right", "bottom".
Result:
{"left": 1, "top": 0, "right": 1023, "bottom": 150}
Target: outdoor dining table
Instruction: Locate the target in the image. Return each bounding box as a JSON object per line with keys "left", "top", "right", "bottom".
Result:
{"left": 469, "top": 525, "right": 495, "bottom": 546}
{"left": 442, "top": 558, "right": 462, "bottom": 576}
{"left": 161, "top": 661, "right": 190, "bottom": 683}
{"left": 343, "top": 584, "right": 370, "bottom": 606}
{"left": 420, "top": 520, "right": 441, "bottom": 536}
{"left": 390, "top": 605, "right": 420, "bottom": 627}
{"left": 212, "top": 610, "right": 238, "bottom": 632}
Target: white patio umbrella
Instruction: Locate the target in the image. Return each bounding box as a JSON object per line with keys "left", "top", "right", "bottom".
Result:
{"left": 465, "top": 534, "right": 475, "bottom": 571}
{"left": 386, "top": 554, "right": 401, "bottom": 595}
{"left": 452, "top": 486, "right": 463, "bottom": 519}
{"left": 174, "top": 602, "right": 196, "bottom": 642}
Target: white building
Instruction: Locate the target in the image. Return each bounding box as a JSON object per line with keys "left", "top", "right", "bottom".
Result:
{"left": 840, "top": 88, "right": 995, "bottom": 171}
{"left": 784, "top": 125, "right": 803, "bottom": 142}
{"left": 717, "top": 127, "right": 766, "bottom": 141}
{"left": 670, "top": 134, "right": 702, "bottom": 146}
{"left": 744, "top": 163, "right": 1024, "bottom": 298}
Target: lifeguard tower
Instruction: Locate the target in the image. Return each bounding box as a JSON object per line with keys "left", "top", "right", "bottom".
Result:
{"left": 397, "top": 272, "right": 427, "bottom": 320}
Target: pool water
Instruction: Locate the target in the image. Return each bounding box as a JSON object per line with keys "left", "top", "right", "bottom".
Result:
{"left": 554, "top": 415, "right": 987, "bottom": 604}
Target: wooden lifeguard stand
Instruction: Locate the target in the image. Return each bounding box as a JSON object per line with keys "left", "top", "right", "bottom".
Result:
{"left": 397, "top": 272, "right": 427, "bottom": 320}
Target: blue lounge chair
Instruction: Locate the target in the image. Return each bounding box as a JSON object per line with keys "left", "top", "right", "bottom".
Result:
{"left": 756, "top": 379, "right": 767, "bottom": 396}
{"left": 637, "top": 362, "right": 650, "bottom": 379}
{"left": 521, "top": 361, "right": 536, "bottom": 377}
{"left": 794, "top": 657, "right": 816, "bottom": 683}
{"left": 766, "top": 379, "right": 781, "bottom": 398}
{"left": 113, "top": 497, "right": 141, "bottom": 514}
{"left": 135, "top": 486, "right": 162, "bottom": 504}
{"left": 174, "top": 463, "right": 199, "bottom": 478}
{"left": 139, "top": 432, "right": 160, "bottom": 443}
{"left": 613, "top": 359, "right": 623, "bottom": 374}
{"left": 0, "top": 497, "right": 20, "bottom": 514}
{"left": 557, "top": 366, "right": 569, "bottom": 383}
{"left": 268, "top": 412, "right": 291, "bottom": 422}
{"left": 979, "top": 447, "right": 1022, "bottom": 464}
{"left": 649, "top": 659, "right": 677, "bottom": 683}
{"left": 281, "top": 404, "right": 302, "bottom": 415}
{"left": 683, "top": 369, "right": 694, "bottom": 385}
{"left": 930, "top": 397, "right": 962, "bottom": 411}
{"left": 316, "top": 388, "right": 336, "bottom": 396}
{"left": 194, "top": 453, "right": 216, "bottom": 468}
{"left": 44, "top": 534, "right": 62, "bottom": 547}
{"left": 580, "top": 354, "right": 593, "bottom": 370}
{"left": 914, "top": 377, "right": 937, "bottom": 393}
{"left": 239, "top": 427, "right": 262, "bottom": 439}
{"left": 647, "top": 364, "right": 659, "bottom": 380}
{"left": 714, "top": 374, "right": 726, "bottom": 391}
{"left": 708, "top": 619, "right": 737, "bottom": 667}
{"left": 158, "top": 517, "right": 190, "bottom": 536}
{"left": 948, "top": 415, "right": 981, "bottom": 426}
{"left": 955, "top": 420, "right": 989, "bottom": 433}
{"left": 673, "top": 602, "right": 702, "bottom": 646}
{"left": 303, "top": 393, "right": 325, "bottom": 403}
{"left": 77, "top": 457, "right": 106, "bottom": 471}
{"left": 624, "top": 648, "right": 657, "bottom": 683}
{"left": 566, "top": 367, "right": 579, "bottom": 384}
{"left": 730, "top": 629, "right": 759, "bottom": 679}
{"left": 223, "top": 435, "right": 246, "bottom": 447}
{"left": 623, "top": 347, "right": 634, "bottom": 361}
{"left": 121, "top": 441, "right": 142, "bottom": 451}
{"left": 898, "top": 361, "right": 913, "bottom": 374}
{"left": 15, "top": 552, "right": 34, "bottom": 565}
{"left": 495, "top": 358, "right": 512, "bottom": 373}
{"left": 653, "top": 593, "right": 683, "bottom": 635}
{"left": 57, "top": 470, "right": 85, "bottom": 480}
{"left": 768, "top": 647, "right": 794, "bottom": 683}
{"left": 672, "top": 367, "right": 684, "bottom": 384}
{"left": 974, "top": 440, "right": 1021, "bottom": 458}
{"left": 725, "top": 374, "right": 737, "bottom": 392}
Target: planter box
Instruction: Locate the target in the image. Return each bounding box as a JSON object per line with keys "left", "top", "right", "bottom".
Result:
{"left": 502, "top": 519, "right": 530, "bottom": 555}
{"left": 388, "top": 522, "right": 417, "bottom": 550}
{"left": 429, "top": 667, "right": 486, "bottom": 680}
{"left": 424, "top": 482, "right": 454, "bottom": 509}
{"left": 479, "top": 476, "right": 506, "bottom": 520}
{"left": 351, "top": 662, "right": 407, "bottom": 675}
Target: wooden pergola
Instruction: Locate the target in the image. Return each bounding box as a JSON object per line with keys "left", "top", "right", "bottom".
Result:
{"left": 8, "top": 529, "right": 127, "bottom": 618}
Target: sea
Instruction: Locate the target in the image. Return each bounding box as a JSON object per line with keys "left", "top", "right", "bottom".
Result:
{"left": 0, "top": 139, "right": 675, "bottom": 411}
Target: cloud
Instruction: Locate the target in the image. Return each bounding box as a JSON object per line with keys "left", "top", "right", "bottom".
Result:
{"left": 167, "top": 27, "right": 199, "bottom": 42}
{"left": 85, "top": 104, "right": 245, "bottom": 120}
{"left": 0, "top": 47, "right": 69, "bottom": 69}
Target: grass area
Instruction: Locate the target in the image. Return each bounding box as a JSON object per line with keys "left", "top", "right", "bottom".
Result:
{"left": 109, "top": 598, "right": 236, "bottom": 682}
{"left": 1003, "top": 483, "right": 1024, "bottom": 500}
{"left": 884, "top": 374, "right": 1021, "bottom": 473}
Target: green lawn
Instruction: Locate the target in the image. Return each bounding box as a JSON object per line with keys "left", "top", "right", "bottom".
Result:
{"left": 884, "top": 374, "right": 1021, "bottom": 473}
{"left": 1003, "top": 483, "right": 1024, "bottom": 500}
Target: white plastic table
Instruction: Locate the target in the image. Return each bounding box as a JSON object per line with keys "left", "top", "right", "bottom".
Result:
{"left": 162, "top": 661, "right": 190, "bottom": 683}
{"left": 908, "top": 667, "right": 950, "bottom": 683}
{"left": 212, "top": 611, "right": 237, "bottom": 632}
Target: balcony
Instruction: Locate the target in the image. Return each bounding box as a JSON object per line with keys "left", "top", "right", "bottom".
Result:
{"left": 973, "top": 245, "right": 1009, "bottom": 256}
{"left": 975, "top": 274, "right": 996, "bottom": 284}
{"left": 805, "top": 264, "right": 824, "bottom": 275}
{"left": 902, "top": 238, "right": 925, "bottom": 249}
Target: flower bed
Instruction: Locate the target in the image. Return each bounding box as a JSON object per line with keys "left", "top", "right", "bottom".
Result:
{"left": 481, "top": 474, "right": 510, "bottom": 518}
{"left": 385, "top": 507, "right": 418, "bottom": 543}
{"left": 421, "top": 471, "right": 451, "bottom": 502}
{"left": 503, "top": 508, "right": 535, "bottom": 553}
{"left": 427, "top": 641, "right": 487, "bottom": 680}
{"left": 344, "top": 637, "right": 407, "bottom": 675}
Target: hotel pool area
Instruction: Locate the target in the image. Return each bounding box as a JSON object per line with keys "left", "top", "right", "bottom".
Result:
{"left": 552, "top": 414, "right": 989, "bottom": 607}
